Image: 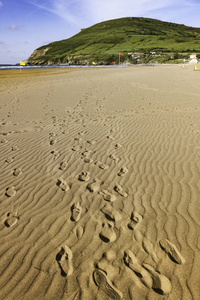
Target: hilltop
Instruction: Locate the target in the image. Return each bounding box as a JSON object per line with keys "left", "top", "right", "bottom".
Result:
{"left": 27, "top": 17, "right": 200, "bottom": 65}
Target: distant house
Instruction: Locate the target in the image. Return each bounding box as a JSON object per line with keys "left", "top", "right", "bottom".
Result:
{"left": 131, "top": 53, "right": 144, "bottom": 59}
{"left": 189, "top": 53, "right": 198, "bottom": 64}
{"left": 190, "top": 53, "right": 197, "bottom": 59}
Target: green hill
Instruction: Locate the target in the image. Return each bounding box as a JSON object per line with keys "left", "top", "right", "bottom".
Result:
{"left": 28, "top": 17, "right": 200, "bottom": 65}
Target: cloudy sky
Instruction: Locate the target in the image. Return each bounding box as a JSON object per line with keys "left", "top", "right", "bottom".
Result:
{"left": 1, "top": 0, "right": 200, "bottom": 64}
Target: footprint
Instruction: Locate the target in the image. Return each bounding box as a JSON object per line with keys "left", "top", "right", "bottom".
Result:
{"left": 4, "top": 205, "right": 20, "bottom": 228}
{"left": 49, "top": 132, "right": 56, "bottom": 137}
{"left": 5, "top": 186, "right": 16, "bottom": 197}
{"left": 78, "top": 131, "right": 85, "bottom": 136}
{"left": 50, "top": 138, "right": 57, "bottom": 145}
{"left": 142, "top": 238, "right": 158, "bottom": 263}
{"left": 143, "top": 263, "right": 172, "bottom": 295}
{"left": 0, "top": 138, "right": 8, "bottom": 144}
{"left": 96, "top": 251, "right": 118, "bottom": 279}
{"left": 107, "top": 135, "right": 115, "bottom": 141}
{"left": 101, "top": 203, "right": 122, "bottom": 223}
{"left": 5, "top": 157, "right": 14, "bottom": 163}
{"left": 99, "top": 190, "right": 116, "bottom": 202}
{"left": 128, "top": 211, "right": 143, "bottom": 230}
{"left": 118, "top": 167, "right": 128, "bottom": 176}
{"left": 101, "top": 250, "right": 116, "bottom": 262}
{"left": 59, "top": 161, "right": 68, "bottom": 170}
{"left": 51, "top": 150, "right": 60, "bottom": 159}
{"left": 56, "top": 245, "right": 73, "bottom": 277}
{"left": 83, "top": 157, "right": 93, "bottom": 163}
{"left": 72, "top": 145, "right": 82, "bottom": 151}
{"left": 159, "top": 239, "right": 185, "bottom": 264}
{"left": 93, "top": 269, "right": 122, "bottom": 300}
{"left": 71, "top": 202, "right": 82, "bottom": 221}
{"left": 114, "top": 184, "right": 127, "bottom": 197}
{"left": 96, "top": 162, "right": 109, "bottom": 170}
{"left": 87, "top": 179, "right": 101, "bottom": 192}
{"left": 76, "top": 225, "right": 84, "bottom": 239}
{"left": 87, "top": 139, "right": 96, "bottom": 145}
{"left": 99, "top": 221, "right": 116, "bottom": 243}
{"left": 82, "top": 150, "right": 93, "bottom": 157}
{"left": 124, "top": 249, "right": 153, "bottom": 288}
{"left": 114, "top": 143, "right": 122, "bottom": 149}
{"left": 13, "top": 168, "right": 22, "bottom": 176}
{"left": 109, "top": 154, "right": 119, "bottom": 163}
{"left": 78, "top": 171, "right": 90, "bottom": 182}
{"left": 11, "top": 146, "right": 18, "bottom": 151}
{"left": 57, "top": 178, "right": 70, "bottom": 191}
{"left": 99, "top": 163, "right": 110, "bottom": 170}
{"left": 74, "top": 137, "right": 82, "bottom": 141}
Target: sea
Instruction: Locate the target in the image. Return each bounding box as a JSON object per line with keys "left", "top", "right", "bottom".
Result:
{"left": 0, "top": 63, "right": 151, "bottom": 70}
{"left": 0, "top": 64, "right": 125, "bottom": 70}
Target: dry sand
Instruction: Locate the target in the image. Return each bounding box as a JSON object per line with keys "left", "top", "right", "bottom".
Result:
{"left": 0, "top": 64, "right": 200, "bottom": 300}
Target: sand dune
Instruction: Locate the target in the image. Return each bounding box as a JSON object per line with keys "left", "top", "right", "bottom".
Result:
{"left": 0, "top": 65, "right": 200, "bottom": 299}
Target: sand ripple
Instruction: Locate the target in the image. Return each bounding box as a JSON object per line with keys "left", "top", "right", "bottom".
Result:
{"left": 0, "top": 65, "right": 200, "bottom": 299}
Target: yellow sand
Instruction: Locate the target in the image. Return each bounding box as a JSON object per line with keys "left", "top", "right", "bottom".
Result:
{"left": 0, "top": 64, "right": 200, "bottom": 300}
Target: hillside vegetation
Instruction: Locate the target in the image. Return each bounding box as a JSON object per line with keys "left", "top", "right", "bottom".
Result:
{"left": 27, "top": 17, "right": 200, "bottom": 65}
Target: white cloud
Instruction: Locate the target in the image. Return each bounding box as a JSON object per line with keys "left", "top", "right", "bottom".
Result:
{"left": 85, "top": 0, "right": 170, "bottom": 21}
{"left": 29, "top": 0, "right": 82, "bottom": 25}
{"left": 9, "top": 24, "right": 24, "bottom": 30}
{"left": 84, "top": 0, "right": 200, "bottom": 24}
{"left": 0, "top": 2, "right": 3, "bottom": 8}
{"left": 28, "top": 0, "right": 200, "bottom": 28}
{"left": 28, "top": 0, "right": 175, "bottom": 27}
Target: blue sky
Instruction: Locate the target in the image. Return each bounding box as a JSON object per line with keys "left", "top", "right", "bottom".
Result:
{"left": 1, "top": 0, "right": 200, "bottom": 64}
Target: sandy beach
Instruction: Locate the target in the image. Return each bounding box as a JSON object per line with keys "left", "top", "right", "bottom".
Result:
{"left": 0, "top": 64, "right": 200, "bottom": 300}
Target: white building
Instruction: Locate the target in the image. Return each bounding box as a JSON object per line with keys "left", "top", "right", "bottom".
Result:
{"left": 189, "top": 53, "right": 198, "bottom": 64}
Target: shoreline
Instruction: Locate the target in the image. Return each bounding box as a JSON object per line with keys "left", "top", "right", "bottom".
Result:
{"left": 0, "top": 62, "right": 194, "bottom": 79}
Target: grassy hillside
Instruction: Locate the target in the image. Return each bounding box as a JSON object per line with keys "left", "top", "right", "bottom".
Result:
{"left": 28, "top": 17, "right": 200, "bottom": 64}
